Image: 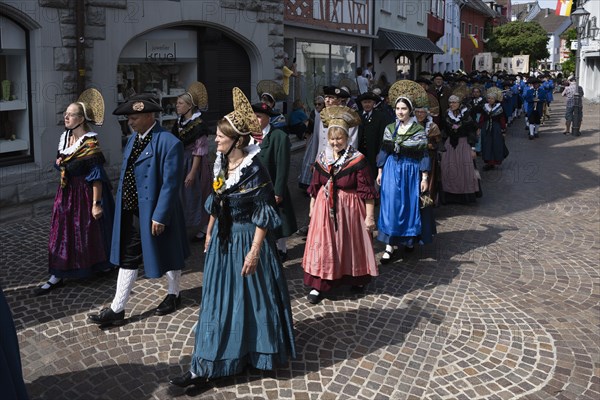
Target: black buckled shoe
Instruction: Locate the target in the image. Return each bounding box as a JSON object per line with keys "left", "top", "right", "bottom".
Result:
{"left": 306, "top": 291, "right": 322, "bottom": 305}
{"left": 88, "top": 307, "right": 126, "bottom": 327}
{"left": 155, "top": 294, "right": 181, "bottom": 316}
{"left": 169, "top": 371, "right": 206, "bottom": 388}
{"left": 350, "top": 285, "right": 365, "bottom": 293}
{"left": 278, "top": 250, "right": 288, "bottom": 263}
{"left": 33, "top": 279, "right": 64, "bottom": 296}
{"left": 380, "top": 248, "right": 395, "bottom": 264}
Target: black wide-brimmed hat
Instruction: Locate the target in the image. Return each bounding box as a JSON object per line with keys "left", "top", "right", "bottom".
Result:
{"left": 356, "top": 91, "right": 381, "bottom": 103}
{"left": 323, "top": 86, "right": 351, "bottom": 98}
{"left": 251, "top": 102, "right": 278, "bottom": 117}
{"left": 527, "top": 77, "right": 542, "bottom": 84}
{"left": 113, "top": 93, "right": 163, "bottom": 115}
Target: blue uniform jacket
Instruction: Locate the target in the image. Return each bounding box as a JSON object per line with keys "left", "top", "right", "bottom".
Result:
{"left": 110, "top": 123, "right": 190, "bottom": 278}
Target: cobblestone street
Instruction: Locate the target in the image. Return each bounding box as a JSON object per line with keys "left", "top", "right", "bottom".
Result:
{"left": 1, "top": 96, "right": 598, "bottom": 400}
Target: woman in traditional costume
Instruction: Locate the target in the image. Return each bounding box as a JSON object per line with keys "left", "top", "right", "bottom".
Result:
{"left": 377, "top": 81, "right": 432, "bottom": 264}
{"left": 172, "top": 82, "right": 211, "bottom": 242}
{"left": 34, "top": 89, "right": 115, "bottom": 295}
{"left": 439, "top": 94, "right": 481, "bottom": 204}
{"left": 414, "top": 94, "right": 442, "bottom": 204}
{"left": 480, "top": 87, "right": 508, "bottom": 171}
{"left": 170, "top": 88, "right": 296, "bottom": 388}
{"left": 302, "top": 105, "right": 379, "bottom": 305}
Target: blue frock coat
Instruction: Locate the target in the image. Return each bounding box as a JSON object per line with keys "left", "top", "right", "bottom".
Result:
{"left": 110, "top": 123, "right": 190, "bottom": 278}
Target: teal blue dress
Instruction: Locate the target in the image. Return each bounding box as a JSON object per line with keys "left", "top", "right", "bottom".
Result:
{"left": 190, "top": 153, "right": 296, "bottom": 378}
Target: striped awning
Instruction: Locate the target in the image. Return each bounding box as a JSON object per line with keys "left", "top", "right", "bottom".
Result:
{"left": 375, "top": 29, "right": 444, "bottom": 55}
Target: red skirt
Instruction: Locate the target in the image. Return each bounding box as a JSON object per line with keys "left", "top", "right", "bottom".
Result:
{"left": 302, "top": 188, "right": 378, "bottom": 290}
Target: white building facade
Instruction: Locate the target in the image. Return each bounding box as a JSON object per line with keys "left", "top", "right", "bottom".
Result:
{"left": 434, "top": 0, "right": 463, "bottom": 73}
{"left": 579, "top": 0, "right": 600, "bottom": 101}
{"left": 372, "top": 0, "right": 443, "bottom": 82}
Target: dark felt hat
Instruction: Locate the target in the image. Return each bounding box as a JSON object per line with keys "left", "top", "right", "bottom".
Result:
{"left": 432, "top": 72, "right": 444, "bottom": 79}
{"left": 415, "top": 77, "right": 432, "bottom": 85}
{"left": 113, "top": 93, "right": 163, "bottom": 115}
{"left": 323, "top": 86, "right": 351, "bottom": 98}
{"left": 251, "top": 102, "right": 278, "bottom": 117}
{"left": 356, "top": 91, "right": 381, "bottom": 103}
{"left": 527, "top": 77, "right": 542, "bottom": 84}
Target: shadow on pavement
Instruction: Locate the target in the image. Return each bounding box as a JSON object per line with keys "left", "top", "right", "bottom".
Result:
{"left": 28, "top": 362, "right": 193, "bottom": 400}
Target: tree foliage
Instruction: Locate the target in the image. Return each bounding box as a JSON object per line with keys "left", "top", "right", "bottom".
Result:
{"left": 560, "top": 28, "right": 577, "bottom": 75}
{"left": 486, "top": 21, "right": 550, "bottom": 63}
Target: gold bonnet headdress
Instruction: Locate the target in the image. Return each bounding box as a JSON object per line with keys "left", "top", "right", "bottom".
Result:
{"left": 485, "top": 86, "right": 504, "bottom": 102}
{"left": 185, "top": 81, "right": 208, "bottom": 111}
{"left": 76, "top": 88, "right": 105, "bottom": 126}
{"left": 387, "top": 80, "right": 427, "bottom": 110}
{"left": 320, "top": 105, "right": 361, "bottom": 134}
{"left": 256, "top": 80, "right": 286, "bottom": 102}
{"left": 224, "top": 87, "right": 260, "bottom": 135}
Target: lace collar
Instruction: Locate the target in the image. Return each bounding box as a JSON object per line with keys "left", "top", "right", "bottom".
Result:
{"left": 321, "top": 145, "right": 354, "bottom": 166}
{"left": 396, "top": 116, "right": 417, "bottom": 133}
{"left": 58, "top": 131, "right": 97, "bottom": 155}
{"left": 393, "top": 117, "right": 418, "bottom": 139}
{"left": 213, "top": 144, "right": 260, "bottom": 191}
{"left": 446, "top": 107, "right": 468, "bottom": 123}
{"left": 421, "top": 115, "right": 433, "bottom": 134}
{"left": 176, "top": 111, "right": 202, "bottom": 128}
{"left": 483, "top": 103, "right": 502, "bottom": 113}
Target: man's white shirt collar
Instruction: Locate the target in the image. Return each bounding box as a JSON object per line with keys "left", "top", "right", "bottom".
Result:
{"left": 137, "top": 122, "right": 156, "bottom": 140}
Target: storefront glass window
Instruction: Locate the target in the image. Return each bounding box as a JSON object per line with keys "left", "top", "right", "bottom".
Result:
{"left": 0, "top": 16, "right": 32, "bottom": 166}
{"left": 295, "top": 41, "right": 356, "bottom": 108}
{"left": 117, "top": 28, "right": 199, "bottom": 137}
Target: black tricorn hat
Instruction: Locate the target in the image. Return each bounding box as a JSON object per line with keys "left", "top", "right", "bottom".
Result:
{"left": 356, "top": 91, "right": 381, "bottom": 103}
{"left": 113, "top": 93, "right": 163, "bottom": 115}
{"left": 251, "top": 102, "right": 278, "bottom": 117}
{"left": 323, "top": 85, "right": 351, "bottom": 98}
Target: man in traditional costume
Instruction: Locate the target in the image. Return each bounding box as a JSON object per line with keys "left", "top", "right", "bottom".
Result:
{"left": 88, "top": 94, "right": 189, "bottom": 327}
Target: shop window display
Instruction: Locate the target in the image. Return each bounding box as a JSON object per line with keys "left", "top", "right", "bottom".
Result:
{"left": 0, "top": 15, "right": 32, "bottom": 166}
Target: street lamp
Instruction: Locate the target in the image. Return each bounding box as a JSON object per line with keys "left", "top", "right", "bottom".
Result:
{"left": 570, "top": 4, "right": 590, "bottom": 136}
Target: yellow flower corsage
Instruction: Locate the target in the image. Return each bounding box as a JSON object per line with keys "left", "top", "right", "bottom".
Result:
{"left": 212, "top": 175, "right": 225, "bottom": 193}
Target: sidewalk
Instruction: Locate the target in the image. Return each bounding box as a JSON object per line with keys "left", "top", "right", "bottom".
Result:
{"left": 1, "top": 95, "right": 598, "bottom": 400}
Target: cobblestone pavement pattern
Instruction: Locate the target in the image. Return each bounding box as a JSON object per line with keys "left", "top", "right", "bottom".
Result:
{"left": 1, "top": 96, "right": 598, "bottom": 400}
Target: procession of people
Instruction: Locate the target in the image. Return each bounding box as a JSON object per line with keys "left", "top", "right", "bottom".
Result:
{"left": 15, "top": 65, "right": 570, "bottom": 395}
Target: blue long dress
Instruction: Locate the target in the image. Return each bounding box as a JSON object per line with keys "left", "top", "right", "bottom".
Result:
{"left": 190, "top": 148, "right": 296, "bottom": 378}
{"left": 377, "top": 118, "right": 432, "bottom": 247}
